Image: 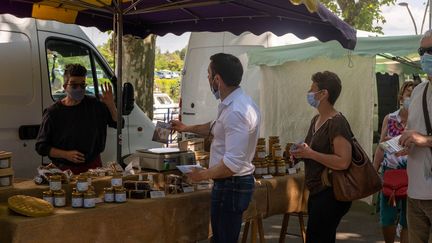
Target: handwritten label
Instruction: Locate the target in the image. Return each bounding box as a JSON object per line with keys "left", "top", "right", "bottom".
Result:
{"left": 182, "top": 186, "right": 194, "bottom": 193}
{"left": 197, "top": 184, "right": 211, "bottom": 190}
{"left": 150, "top": 191, "right": 166, "bottom": 198}
{"left": 262, "top": 175, "right": 273, "bottom": 179}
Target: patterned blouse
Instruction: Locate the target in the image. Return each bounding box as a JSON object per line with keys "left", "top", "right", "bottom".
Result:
{"left": 382, "top": 109, "right": 407, "bottom": 169}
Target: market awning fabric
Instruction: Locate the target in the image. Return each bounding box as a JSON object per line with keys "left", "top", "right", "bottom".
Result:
{"left": 1, "top": 0, "right": 357, "bottom": 50}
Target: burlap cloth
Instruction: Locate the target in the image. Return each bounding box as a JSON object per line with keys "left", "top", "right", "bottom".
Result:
{"left": 0, "top": 174, "right": 307, "bottom": 243}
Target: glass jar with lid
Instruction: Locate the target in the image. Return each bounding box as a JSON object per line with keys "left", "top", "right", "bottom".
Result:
{"left": 53, "top": 189, "right": 66, "bottom": 207}
{"left": 83, "top": 190, "right": 96, "bottom": 208}
{"left": 268, "top": 161, "right": 276, "bottom": 175}
{"left": 255, "top": 145, "right": 266, "bottom": 161}
{"left": 268, "top": 136, "right": 279, "bottom": 158}
{"left": 76, "top": 175, "right": 89, "bottom": 192}
{"left": 261, "top": 160, "right": 269, "bottom": 175}
{"left": 272, "top": 144, "right": 283, "bottom": 160}
{"left": 49, "top": 175, "right": 62, "bottom": 191}
{"left": 276, "top": 160, "right": 286, "bottom": 176}
{"left": 111, "top": 173, "right": 123, "bottom": 187}
{"left": 104, "top": 187, "right": 114, "bottom": 203}
{"left": 115, "top": 187, "right": 127, "bottom": 203}
{"left": 42, "top": 190, "right": 53, "bottom": 205}
{"left": 71, "top": 190, "right": 83, "bottom": 208}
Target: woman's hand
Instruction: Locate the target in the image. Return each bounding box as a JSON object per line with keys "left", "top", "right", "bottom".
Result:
{"left": 290, "top": 143, "right": 315, "bottom": 159}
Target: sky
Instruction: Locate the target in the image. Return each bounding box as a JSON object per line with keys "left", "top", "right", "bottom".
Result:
{"left": 82, "top": 1, "right": 429, "bottom": 53}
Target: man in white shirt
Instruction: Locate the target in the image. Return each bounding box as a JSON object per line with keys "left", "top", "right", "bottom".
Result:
{"left": 399, "top": 30, "right": 432, "bottom": 243}
{"left": 171, "top": 53, "right": 260, "bottom": 243}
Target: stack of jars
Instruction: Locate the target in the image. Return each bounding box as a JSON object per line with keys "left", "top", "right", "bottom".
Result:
{"left": 103, "top": 173, "right": 127, "bottom": 203}
{"left": 272, "top": 143, "right": 286, "bottom": 176}
{"left": 253, "top": 138, "right": 267, "bottom": 178}
{"left": 42, "top": 174, "right": 65, "bottom": 208}
{"left": 70, "top": 174, "right": 97, "bottom": 208}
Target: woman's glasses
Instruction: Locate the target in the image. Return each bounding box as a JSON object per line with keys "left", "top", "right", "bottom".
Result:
{"left": 418, "top": 47, "right": 432, "bottom": 56}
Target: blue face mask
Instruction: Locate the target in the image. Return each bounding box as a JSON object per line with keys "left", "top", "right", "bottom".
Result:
{"left": 210, "top": 76, "right": 220, "bottom": 100}
{"left": 421, "top": 54, "right": 432, "bottom": 75}
{"left": 307, "top": 92, "right": 320, "bottom": 108}
{"left": 67, "top": 87, "right": 85, "bottom": 101}
{"left": 403, "top": 97, "right": 411, "bottom": 109}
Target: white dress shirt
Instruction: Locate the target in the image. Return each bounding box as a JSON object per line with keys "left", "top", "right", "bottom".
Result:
{"left": 209, "top": 87, "right": 261, "bottom": 176}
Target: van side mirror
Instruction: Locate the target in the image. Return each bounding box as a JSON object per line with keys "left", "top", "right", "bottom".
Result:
{"left": 122, "top": 82, "right": 135, "bottom": 116}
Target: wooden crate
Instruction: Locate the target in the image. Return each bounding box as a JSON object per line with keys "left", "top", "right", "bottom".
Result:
{"left": 0, "top": 151, "right": 13, "bottom": 189}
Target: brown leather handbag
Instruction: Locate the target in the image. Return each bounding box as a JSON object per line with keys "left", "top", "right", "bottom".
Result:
{"left": 330, "top": 116, "right": 383, "bottom": 201}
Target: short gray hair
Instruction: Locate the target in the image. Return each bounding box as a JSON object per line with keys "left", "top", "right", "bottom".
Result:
{"left": 421, "top": 30, "right": 432, "bottom": 41}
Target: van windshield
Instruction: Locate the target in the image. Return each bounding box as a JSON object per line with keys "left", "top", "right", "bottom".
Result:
{"left": 46, "top": 39, "right": 111, "bottom": 101}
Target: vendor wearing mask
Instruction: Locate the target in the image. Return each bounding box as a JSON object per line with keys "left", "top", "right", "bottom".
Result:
{"left": 36, "top": 64, "right": 119, "bottom": 174}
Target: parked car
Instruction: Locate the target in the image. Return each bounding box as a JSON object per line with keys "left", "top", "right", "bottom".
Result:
{"left": 153, "top": 92, "right": 179, "bottom": 122}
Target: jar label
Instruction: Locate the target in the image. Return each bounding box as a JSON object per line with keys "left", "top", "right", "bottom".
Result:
{"left": 43, "top": 196, "right": 53, "bottom": 205}
{"left": 49, "top": 181, "right": 62, "bottom": 191}
{"left": 72, "top": 197, "right": 83, "bottom": 208}
{"left": 104, "top": 193, "right": 114, "bottom": 202}
{"left": 275, "top": 150, "right": 283, "bottom": 158}
{"left": 0, "top": 159, "right": 9, "bottom": 169}
{"left": 54, "top": 197, "right": 66, "bottom": 207}
{"left": 257, "top": 152, "right": 266, "bottom": 159}
{"left": 84, "top": 198, "right": 95, "bottom": 208}
{"left": 111, "top": 178, "right": 122, "bottom": 187}
{"left": 77, "top": 182, "right": 89, "bottom": 192}
{"left": 262, "top": 167, "right": 269, "bottom": 175}
{"left": 115, "top": 193, "right": 127, "bottom": 202}
{"left": 0, "top": 177, "right": 10, "bottom": 186}
{"left": 269, "top": 167, "right": 276, "bottom": 174}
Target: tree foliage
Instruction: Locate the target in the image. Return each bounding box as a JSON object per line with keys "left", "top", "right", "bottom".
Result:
{"left": 155, "top": 47, "right": 186, "bottom": 71}
{"left": 321, "top": 0, "right": 397, "bottom": 34}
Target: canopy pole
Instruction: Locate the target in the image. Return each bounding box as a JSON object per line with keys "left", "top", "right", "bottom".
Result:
{"left": 115, "top": 6, "right": 124, "bottom": 166}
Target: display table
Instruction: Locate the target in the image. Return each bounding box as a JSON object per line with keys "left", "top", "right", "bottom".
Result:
{"left": 0, "top": 174, "right": 307, "bottom": 243}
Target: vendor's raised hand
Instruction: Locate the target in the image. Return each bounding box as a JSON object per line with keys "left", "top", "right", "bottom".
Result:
{"left": 63, "top": 150, "right": 85, "bottom": 163}
{"left": 290, "top": 143, "right": 313, "bottom": 159}
{"left": 100, "top": 83, "right": 115, "bottom": 108}
{"left": 170, "top": 120, "right": 187, "bottom": 133}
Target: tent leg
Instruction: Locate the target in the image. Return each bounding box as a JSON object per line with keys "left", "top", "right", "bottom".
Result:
{"left": 115, "top": 6, "right": 124, "bottom": 167}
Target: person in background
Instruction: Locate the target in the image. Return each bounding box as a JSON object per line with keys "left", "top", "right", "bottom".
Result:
{"left": 36, "top": 64, "right": 119, "bottom": 174}
{"left": 373, "top": 81, "right": 414, "bottom": 243}
{"left": 399, "top": 30, "right": 432, "bottom": 243}
{"left": 171, "top": 53, "right": 260, "bottom": 243}
{"left": 290, "top": 71, "right": 352, "bottom": 243}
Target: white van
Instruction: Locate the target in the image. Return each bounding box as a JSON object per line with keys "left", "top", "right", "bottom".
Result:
{"left": 0, "top": 14, "right": 159, "bottom": 178}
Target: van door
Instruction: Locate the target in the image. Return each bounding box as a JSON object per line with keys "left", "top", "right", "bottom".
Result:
{"left": 0, "top": 25, "right": 42, "bottom": 178}
{"left": 37, "top": 31, "right": 159, "bottom": 165}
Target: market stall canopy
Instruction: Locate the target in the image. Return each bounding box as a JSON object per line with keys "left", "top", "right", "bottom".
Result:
{"left": 248, "top": 35, "right": 421, "bottom": 67}
{"left": 1, "top": 0, "right": 357, "bottom": 50}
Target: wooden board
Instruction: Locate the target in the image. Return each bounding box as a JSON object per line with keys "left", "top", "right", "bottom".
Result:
{"left": 0, "top": 151, "right": 12, "bottom": 160}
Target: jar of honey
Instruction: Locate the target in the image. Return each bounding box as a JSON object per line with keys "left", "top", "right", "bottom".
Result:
{"left": 49, "top": 175, "right": 62, "bottom": 191}
{"left": 76, "top": 175, "right": 89, "bottom": 192}
{"left": 53, "top": 189, "right": 66, "bottom": 207}
{"left": 71, "top": 190, "right": 83, "bottom": 208}
{"left": 42, "top": 190, "right": 53, "bottom": 205}
{"left": 83, "top": 190, "right": 96, "bottom": 208}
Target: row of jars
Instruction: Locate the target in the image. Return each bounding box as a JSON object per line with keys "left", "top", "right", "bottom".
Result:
{"left": 253, "top": 159, "right": 288, "bottom": 177}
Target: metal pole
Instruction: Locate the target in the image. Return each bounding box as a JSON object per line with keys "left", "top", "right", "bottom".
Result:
{"left": 421, "top": 0, "right": 429, "bottom": 34}
{"left": 115, "top": 7, "right": 124, "bottom": 165}
{"left": 405, "top": 6, "right": 418, "bottom": 35}
{"left": 430, "top": 0, "right": 432, "bottom": 29}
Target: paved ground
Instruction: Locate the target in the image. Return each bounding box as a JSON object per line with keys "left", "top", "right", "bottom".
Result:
{"left": 201, "top": 200, "right": 400, "bottom": 243}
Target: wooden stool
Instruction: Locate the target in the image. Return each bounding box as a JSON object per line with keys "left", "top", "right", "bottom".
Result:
{"left": 242, "top": 216, "right": 265, "bottom": 243}
{"left": 279, "top": 212, "right": 307, "bottom": 243}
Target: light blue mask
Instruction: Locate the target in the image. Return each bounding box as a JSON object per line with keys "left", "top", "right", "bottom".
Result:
{"left": 403, "top": 97, "right": 411, "bottom": 110}
{"left": 421, "top": 54, "right": 432, "bottom": 75}
{"left": 210, "top": 77, "right": 220, "bottom": 100}
{"left": 307, "top": 92, "right": 320, "bottom": 108}
{"left": 67, "top": 87, "right": 85, "bottom": 101}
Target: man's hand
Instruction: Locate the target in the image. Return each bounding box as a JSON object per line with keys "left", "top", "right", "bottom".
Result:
{"left": 399, "top": 130, "right": 430, "bottom": 147}
{"left": 100, "top": 83, "right": 115, "bottom": 109}
{"left": 63, "top": 150, "right": 85, "bottom": 163}
{"left": 187, "top": 168, "right": 207, "bottom": 182}
{"left": 170, "top": 120, "right": 188, "bottom": 133}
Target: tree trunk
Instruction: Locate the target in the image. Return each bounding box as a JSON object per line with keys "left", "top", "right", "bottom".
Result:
{"left": 121, "top": 34, "right": 156, "bottom": 120}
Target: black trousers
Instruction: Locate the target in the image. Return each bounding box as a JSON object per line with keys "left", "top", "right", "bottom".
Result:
{"left": 306, "top": 187, "right": 352, "bottom": 243}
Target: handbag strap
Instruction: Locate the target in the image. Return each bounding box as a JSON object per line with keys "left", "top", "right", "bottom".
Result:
{"left": 422, "top": 83, "right": 432, "bottom": 156}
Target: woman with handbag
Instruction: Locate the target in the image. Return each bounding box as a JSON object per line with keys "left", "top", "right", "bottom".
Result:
{"left": 291, "top": 71, "right": 353, "bottom": 243}
{"left": 373, "top": 81, "right": 414, "bottom": 243}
